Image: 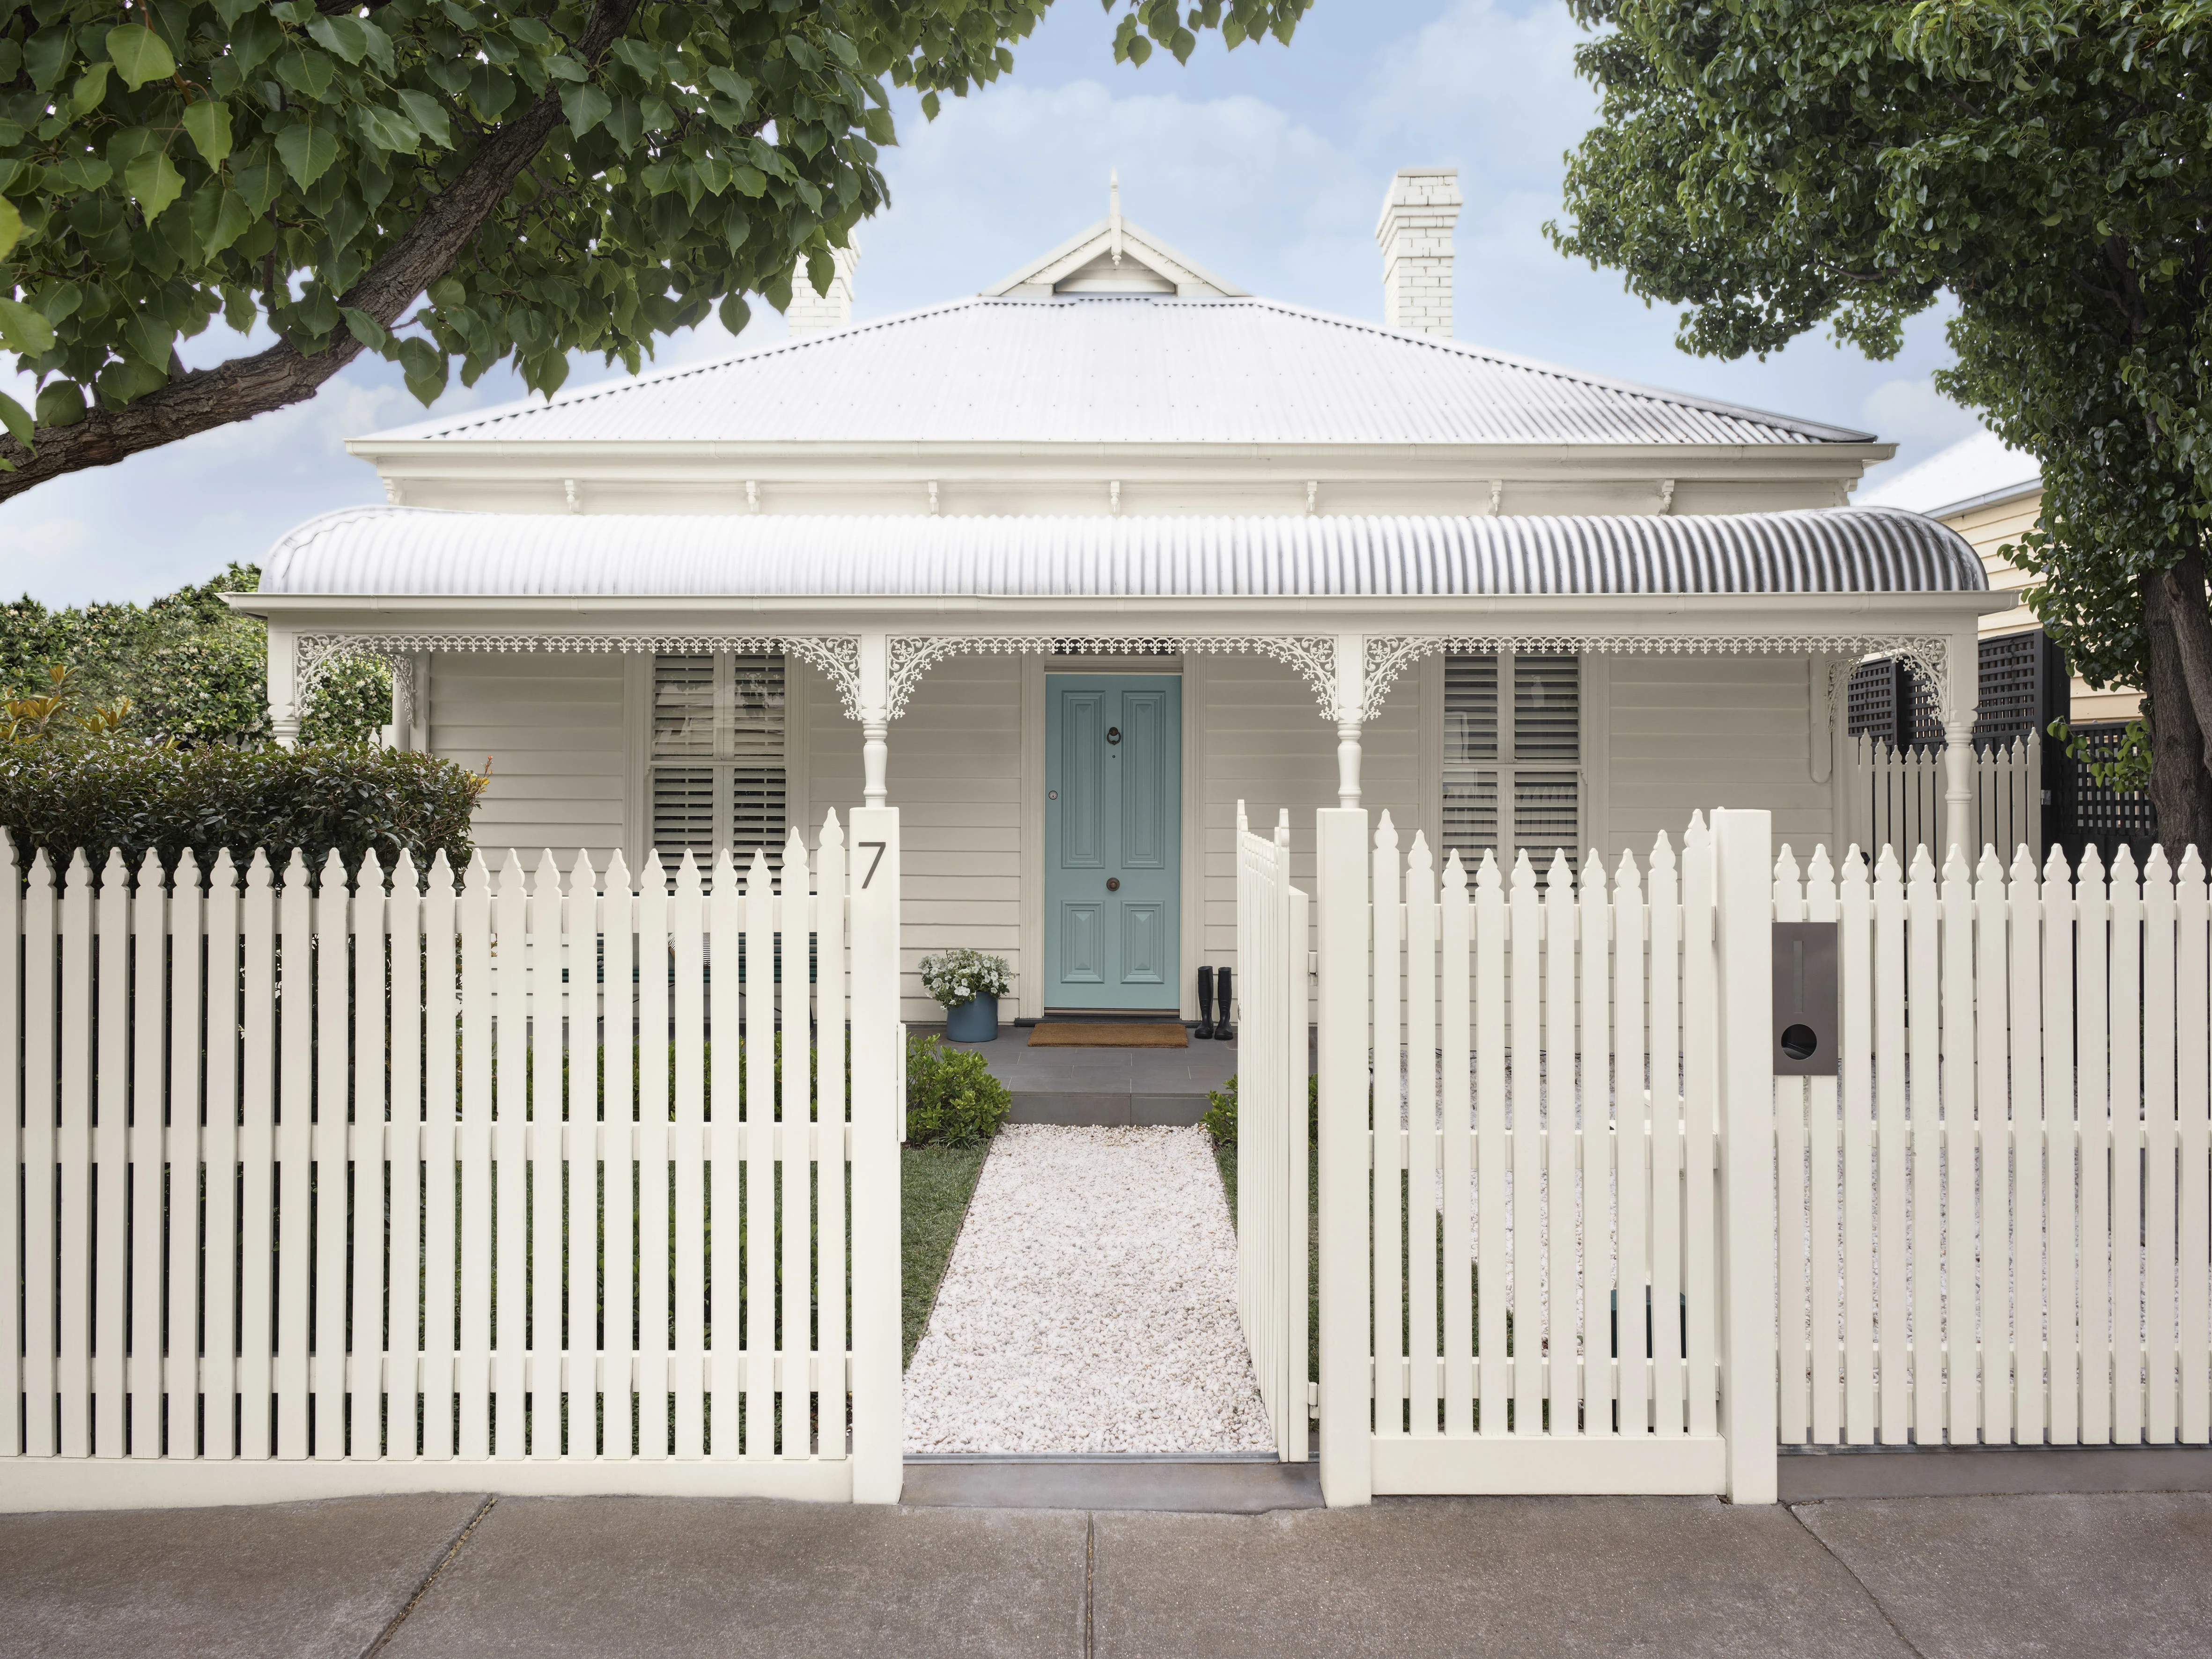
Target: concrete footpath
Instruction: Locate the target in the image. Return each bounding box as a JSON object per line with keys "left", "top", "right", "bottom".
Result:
{"left": 4, "top": 1488, "right": 2209, "bottom": 1658}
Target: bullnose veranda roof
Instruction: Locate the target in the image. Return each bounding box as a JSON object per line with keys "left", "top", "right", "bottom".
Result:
{"left": 355, "top": 295, "right": 1874, "bottom": 450}
{"left": 260, "top": 507, "right": 1984, "bottom": 599}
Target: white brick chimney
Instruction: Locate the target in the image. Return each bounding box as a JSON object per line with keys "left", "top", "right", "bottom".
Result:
{"left": 1375, "top": 168, "right": 1461, "bottom": 338}
{"left": 784, "top": 238, "right": 860, "bottom": 336}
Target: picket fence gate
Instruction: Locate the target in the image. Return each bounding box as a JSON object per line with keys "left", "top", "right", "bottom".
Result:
{"left": 1259, "top": 804, "right": 2212, "bottom": 1507}
{"left": 1849, "top": 732, "right": 2040, "bottom": 871}
{"left": 0, "top": 807, "right": 906, "bottom": 1511}
{"left": 1233, "top": 805, "right": 1311, "bottom": 1461}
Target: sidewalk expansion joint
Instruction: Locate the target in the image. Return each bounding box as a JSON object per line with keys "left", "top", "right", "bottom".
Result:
{"left": 357, "top": 1493, "right": 497, "bottom": 1659}
{"left": 1785, "top": 1502, "right": 1929, "bottom": 1659}
{"left": 1082, "top": 1513, "right": 1096, "bottom": 1659}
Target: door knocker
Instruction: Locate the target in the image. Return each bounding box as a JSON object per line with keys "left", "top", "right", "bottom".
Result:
{"left": 1106, "top": 727, "right": 1121, "bottom": 745}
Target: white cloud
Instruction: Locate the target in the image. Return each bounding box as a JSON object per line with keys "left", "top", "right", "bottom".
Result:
{"left": 863, "top": 79, "right": 1371, "bottom": 316}
{"left": 1859, "top": 375, "right": 1985, "bottom": 450}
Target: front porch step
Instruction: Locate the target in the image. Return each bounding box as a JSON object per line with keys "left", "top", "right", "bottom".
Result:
{"left": 1007, "top": 1091, "right": 1209, "bottom": 1126}
{"left": 922, "top": 1020, "right": 1238, "bottom": 1129}
{"left": 902, "top": 1453, "right": 1321, "bottom": 1512}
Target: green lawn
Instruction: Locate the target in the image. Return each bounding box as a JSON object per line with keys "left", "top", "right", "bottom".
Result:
{"left": 900, "top": 1142, "right": 992, "bottom": 1367}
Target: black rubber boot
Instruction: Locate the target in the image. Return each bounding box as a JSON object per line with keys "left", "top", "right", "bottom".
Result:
{"left": 1195, "top": 965, "right": 1216, "bottom": 1040}
{"left": 1213, "top": 965, "right": 1234, "bottom": 1040}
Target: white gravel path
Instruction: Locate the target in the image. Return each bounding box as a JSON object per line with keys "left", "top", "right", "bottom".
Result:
{"left": 902, "top": 1124, "right": 1276, "bottom": 1454}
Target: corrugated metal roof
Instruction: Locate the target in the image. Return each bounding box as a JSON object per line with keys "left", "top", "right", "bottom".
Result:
{"left": 359, "top": 296, "right": 1871, "bottom": 448}
{"left": 262, "top": 507, "right": 1985, "bottom": 597}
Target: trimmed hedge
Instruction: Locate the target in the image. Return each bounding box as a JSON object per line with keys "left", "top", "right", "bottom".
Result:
{"left": 0, "top": 739, "right": 487, "bottom": 881}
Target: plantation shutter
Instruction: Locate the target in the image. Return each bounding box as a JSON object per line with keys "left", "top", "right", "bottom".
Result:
{"left": 650, "top": 653, "right": 788, "bottom": 869}
{"left": 1439, "top": 650, "right": 1581, "bottom": 872}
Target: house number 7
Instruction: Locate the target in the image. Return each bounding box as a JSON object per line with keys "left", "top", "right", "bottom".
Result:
{"left": 860, "top": 842, "right": 887, "bottom": 887}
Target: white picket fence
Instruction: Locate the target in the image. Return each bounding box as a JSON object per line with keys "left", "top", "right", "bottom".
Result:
{"left": 1276, "top": 804, "right": 2212, "bottom": 1507}
{"left": 1849, "top": 733, "right": 2040, "bottom": 868}
{"left": 0, "top": 808, "right": 906, "bottom": 1511}
{"left": 1234, "top": 805, "right": 1311, "bottom": 1461}
{"left": 1781, "top": 839, "right": 2212, "bottom": 1447}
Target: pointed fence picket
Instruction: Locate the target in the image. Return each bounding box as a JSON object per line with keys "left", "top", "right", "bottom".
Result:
{"left": 0, "top": 809, "right": 901, "bottom": 1509}
{"left": 1234, "top": 804, "right": 1312, "bottom": 1462}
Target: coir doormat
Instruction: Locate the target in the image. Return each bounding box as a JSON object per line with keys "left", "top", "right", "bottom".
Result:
{"left": 1026, "top": 1022, "right": 1190, "bottom": 1049}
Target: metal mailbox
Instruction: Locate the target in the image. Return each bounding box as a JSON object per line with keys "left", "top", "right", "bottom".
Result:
{"left": 1772, "top": 921, "right": 1839, "bottom": 1076}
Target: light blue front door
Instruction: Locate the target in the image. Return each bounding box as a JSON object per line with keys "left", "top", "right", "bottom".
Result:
{"left": 1044, "top": 675, "right": 1181, "bottom": 1011}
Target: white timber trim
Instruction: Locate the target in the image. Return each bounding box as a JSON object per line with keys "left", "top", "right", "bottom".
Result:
{"left": 784, "top": 655, "right": 812, "bottom": 845}
{"left": 1416, "top": 652, "right": 1445, "bottom": 854}
{"left": 1581, "top": 652, "right": 1610, "bottom": 862}
{"left": 620, "top": 653, "right": 653, "bottom": 872}
{"left": 1018, "top": 652, "right": 1047, "bottom": 1023}
{"left": 1180, "top": 651, "right": 1202, "bottom": 1020}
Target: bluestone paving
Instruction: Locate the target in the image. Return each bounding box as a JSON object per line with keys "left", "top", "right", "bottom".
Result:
{"left": 0, "top": 1491, "right": 488, "bottom": 1659}
{"left": 1793, "top": 1491, "right": 2212, "bottom": 1659}
{"left": 376, "top": 1495, "right": 1087, "bottom": 1659}
{"left": 1090, "top": 1497, "right": 1917, "bottom": 1659}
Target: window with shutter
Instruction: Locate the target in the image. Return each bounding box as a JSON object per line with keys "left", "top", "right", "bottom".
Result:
{"left": 650, "top": 653, "right": 788, "bottom": 868}
{"left": 1440, "top": 651, "right": 1581, "bottom": 871}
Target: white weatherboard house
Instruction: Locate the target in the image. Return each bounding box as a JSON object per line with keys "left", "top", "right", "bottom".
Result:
{"left": 241, "top": 169, "right": 2002, "bottom": 1023}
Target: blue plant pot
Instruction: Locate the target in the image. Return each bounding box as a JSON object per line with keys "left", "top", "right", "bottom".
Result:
{"left": 944, "top": 997, "right": 1000, "bottom": 1043}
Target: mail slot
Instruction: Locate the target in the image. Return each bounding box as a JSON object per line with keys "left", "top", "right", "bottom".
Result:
{"left": 1772, "top": 921, "right": 1839, "bottom": 1076}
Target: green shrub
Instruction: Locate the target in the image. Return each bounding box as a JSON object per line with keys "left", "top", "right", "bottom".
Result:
{"left": 1204, "top": 1072, "right": 1320, "bottom": 1150}
{"left": 905, "top": 1033, "right": 1011, "bottom": 1147}
{"left": 1203, "top": 1074, "right": 1238, "bottom": 1147}
{"left": 0, "top": 738, "right": 487, "bottom": 882}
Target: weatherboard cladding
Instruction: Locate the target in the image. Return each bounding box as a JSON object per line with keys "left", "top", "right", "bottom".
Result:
{"left": 361, "top": 296, "right": 1859, "bottom": 449}
{"left": 263, "top": 507, "right": 1985, "bottom": 598}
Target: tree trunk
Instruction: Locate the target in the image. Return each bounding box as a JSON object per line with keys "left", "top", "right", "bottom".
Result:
{"left": 0, "top": 0, "right": 642, "bottom": 499}
{"left": 2140, "top": 560, "right": 2212, "bottom": 858}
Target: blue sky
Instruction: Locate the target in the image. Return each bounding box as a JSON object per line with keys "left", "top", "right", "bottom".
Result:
{"left": 0, "top": 0, "right": 1985, "bottom": 607}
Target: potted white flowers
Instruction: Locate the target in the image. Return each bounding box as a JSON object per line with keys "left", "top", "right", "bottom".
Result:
{"left": 918, "top": 947, "right": 1013, "bottom": 1042}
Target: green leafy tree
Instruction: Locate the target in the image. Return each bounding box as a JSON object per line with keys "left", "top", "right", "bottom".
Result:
{"left": 0, "top": 0, "right": 1308, "bottom": 495}
{"left": 0, "top": 559, "right": 389, "bottom": 743}
{"left": 1551, "top": 0, "right": 2212, "bottom": 849}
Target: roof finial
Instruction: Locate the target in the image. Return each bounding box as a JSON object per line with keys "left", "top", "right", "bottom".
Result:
{"left": 1110, "top": 168, "right": 1123, "bottom": 267}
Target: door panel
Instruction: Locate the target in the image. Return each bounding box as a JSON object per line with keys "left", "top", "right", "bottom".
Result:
{"left": 1120, "top": 902, "right": 1167, "bottom": 985}
{"left": 1059, "top": 903, "right": 1105, "bottom": 984}
{"left": 1120, "top": 690, "right": 1168, "bottom": 869}
{"left": 1044, "top": 675, "right": 1181, "bottom": 1010}
{"left": 1059, "top": 691, "right": 1106, "bottom": 867}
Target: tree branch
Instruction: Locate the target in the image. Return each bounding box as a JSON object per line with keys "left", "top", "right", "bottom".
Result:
{"left": 0, "top": 0, "right": 644, "bottom": 500}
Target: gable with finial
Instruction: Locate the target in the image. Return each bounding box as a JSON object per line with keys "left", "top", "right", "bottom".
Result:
{"left": 981, "top": 171, "right": 1246, "bottom": 298}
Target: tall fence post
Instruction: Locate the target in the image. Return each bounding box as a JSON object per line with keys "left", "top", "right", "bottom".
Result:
{"left": 1711, "top": 808, "right": 1778, "bottom": 1503}
{"left": 1315, "top": 806, "right": 1371, "bottom": 1506}
{"left": 848, "top": 806, "right": 902, "bottom": 1504}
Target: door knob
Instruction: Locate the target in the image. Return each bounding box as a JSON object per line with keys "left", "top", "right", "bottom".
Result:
{"left": 1106, "top": 877, "right": 1120, "bottom": 891}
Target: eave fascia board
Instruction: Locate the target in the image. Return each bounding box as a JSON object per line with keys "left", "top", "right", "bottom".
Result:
{"left": 349, "top": 437, "right": 1899, "bottom": 474}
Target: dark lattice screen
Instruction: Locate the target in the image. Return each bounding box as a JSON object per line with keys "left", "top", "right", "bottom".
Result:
{"left": 2057, "top": 722, "right": 2156, "bottom": 869}
{"left": 1975, "top": 630, "right": 2068, "bottom": 744}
